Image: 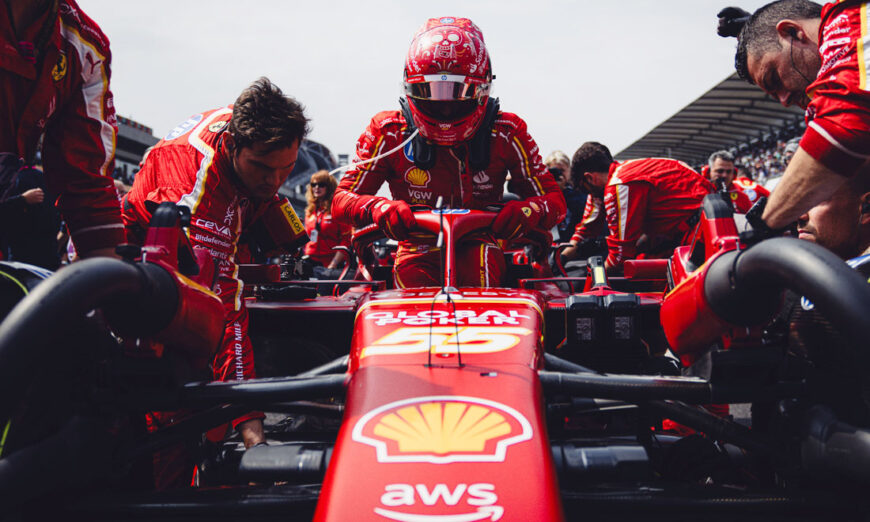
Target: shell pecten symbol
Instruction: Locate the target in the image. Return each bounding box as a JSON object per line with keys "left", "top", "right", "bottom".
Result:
{"left": 405, "top": 168, "right": 431, "bottom": 187}
{"left": 352, "top": 396, "right": 533, "bottom": 464}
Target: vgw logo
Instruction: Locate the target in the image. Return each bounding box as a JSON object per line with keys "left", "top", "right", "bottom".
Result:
{"left": 375, "top": 483, "right": 503, "bottom": 522}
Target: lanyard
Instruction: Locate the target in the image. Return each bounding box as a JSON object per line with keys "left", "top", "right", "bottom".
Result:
{"left": 315, "top": 209, "right": 324, "bottom": 232}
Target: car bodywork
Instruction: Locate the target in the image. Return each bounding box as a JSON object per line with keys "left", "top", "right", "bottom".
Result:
{"left": 1, "top": 197, "right": 870, "bottom": 521}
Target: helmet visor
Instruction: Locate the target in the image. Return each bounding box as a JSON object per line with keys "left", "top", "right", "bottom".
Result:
{"left": 410, "top": 98, "right": 480, "bottom": 121}
{"left": 404, "top": 74, "right": 490, "bottom": 101}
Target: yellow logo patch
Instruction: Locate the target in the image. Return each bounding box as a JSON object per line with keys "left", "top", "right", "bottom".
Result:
{"left": 280, "top": 202, "right": 305, "bottom": 236}
{"left": 51, "top": 52, "right": 67, "bottom": 81}
{"left": 405, "top": 168, "right": 431, "bottom": 188}
{"left": 521, "top": 206, "right": 532, "bottom": 217}
{"left": 730, "top": 192, "right": 739, "bottom": 200}
{"left": 208, "top": 120, "right": 227, "bottom": 133}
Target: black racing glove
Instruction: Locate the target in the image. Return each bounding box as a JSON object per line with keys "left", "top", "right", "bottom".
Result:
{"left": 717, "top": 6, "right": 751, "bottom": 38}
{"left": 740, "top": 197, "right": 795, "bottom": 245}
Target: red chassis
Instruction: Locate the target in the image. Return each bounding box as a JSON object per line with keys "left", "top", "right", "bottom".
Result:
{"left": 2, "top": 200, "right": 870, "bottom": 521}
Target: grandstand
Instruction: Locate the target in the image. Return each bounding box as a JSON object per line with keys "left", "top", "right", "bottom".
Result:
{"left": 115, "top": 115, "right": 159, "bottom": 184}
{"left": 615, "top": 72, "right": 805, "bottom": 181}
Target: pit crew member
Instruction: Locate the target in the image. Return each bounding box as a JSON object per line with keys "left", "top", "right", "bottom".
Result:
{"left": 122, "top": 78, "right": 309, "bottom": 459}
{"left": 707, "top": 150, "right": 769, "bottom": 213}
{"left": 1, "top": 0, "right": 123, "bottom": 257}
{"left": 331, "top": 17, "right": 566, "bottom": 288}
{"left": 565, "top": 142, "right": 714, "bottom": 271}
{"left": 718, "top": 0, "right": 870, "bottom": 231}
{"left": 304, "top": 170, "right": 351, "bottom": 272}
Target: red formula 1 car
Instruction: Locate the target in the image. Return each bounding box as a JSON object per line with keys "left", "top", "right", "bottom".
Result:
{"left": 2, "top": 196, "right": 870, "bottom": 521}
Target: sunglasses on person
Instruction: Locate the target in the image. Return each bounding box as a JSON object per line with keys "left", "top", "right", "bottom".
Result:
{"left": 310, "top": 182, "right": 329, "bottom": 188}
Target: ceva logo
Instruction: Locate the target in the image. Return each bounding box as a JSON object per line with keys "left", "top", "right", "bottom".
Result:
{"left": 375, "top": 483, "right": 503, "bottom": 521}
{"left": 352, "top": 396, "right": 532, "bottom": 464}
{"left": 194, "top": 218, "right": 232, "bottom": 239}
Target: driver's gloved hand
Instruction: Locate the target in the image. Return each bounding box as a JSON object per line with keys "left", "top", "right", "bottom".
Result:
{"left": 371, "top": 199, "right": 416, "bottom": 241}
{"left": 492, "top": 200, "right": 542, "bottom": 241}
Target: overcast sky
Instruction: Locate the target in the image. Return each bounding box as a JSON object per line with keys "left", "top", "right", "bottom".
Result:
{"left": 77, "top": 0, "right": 774, "bottom": 161}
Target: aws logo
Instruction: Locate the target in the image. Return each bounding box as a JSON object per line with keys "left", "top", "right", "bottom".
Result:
{"left": 352, "top": 396, "right": 532, "bottom": 464}
{"left": 405, "top": 167, "right": 431, "bottom": 188}
{"left": 375, "top": 483, "right": 503, "bottom": 522}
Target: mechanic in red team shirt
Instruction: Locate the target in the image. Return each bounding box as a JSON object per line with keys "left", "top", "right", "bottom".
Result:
{"left": 1, "top": 0, "right": 123, "bottom": 257}
{"left": 123, "top": 78, "right": 309, "bottom": 471}
{"left": 563, "top": 142, "right": 714, "bottom": 272}
{"left": 332, "top": 17, "right": 566, "bottom": 288}
{"left": 718, "top": 0, "right": 870, "bottom": 231}
{"left": 707, "top": 150, "right": 769, "bottom": 213}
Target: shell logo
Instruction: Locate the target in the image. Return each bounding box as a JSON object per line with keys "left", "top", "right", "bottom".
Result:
{"left": 405, "top": 168, "right": 431, "bottom": 188}
{"left": 352, "top": 396, "right": 533, "bottom": 464}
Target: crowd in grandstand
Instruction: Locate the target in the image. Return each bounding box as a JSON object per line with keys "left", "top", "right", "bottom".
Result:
{"left": 731, "top": 132, "right": 803, "bottom": 185}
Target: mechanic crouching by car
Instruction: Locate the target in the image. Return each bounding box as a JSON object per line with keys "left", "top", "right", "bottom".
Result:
{"left": 562, "top": 142, "right": 714, "bottom": 272}
{"left": 770, "top": 174, "right": 870, "bottom": 426}
{"left": 332, "top": 17, "right": 566, "bottom": 288}
{"left": 122, "top": 77, "right": 309, "bottom": 488}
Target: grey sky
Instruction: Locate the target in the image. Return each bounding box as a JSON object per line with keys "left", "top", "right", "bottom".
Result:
{"left": 78, "top": 0, "right": 773, "bottom": 160}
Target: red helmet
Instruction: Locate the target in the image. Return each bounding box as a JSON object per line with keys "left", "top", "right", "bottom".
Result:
{"left": 403, "top": 17, "right": 492, "bottom": 146}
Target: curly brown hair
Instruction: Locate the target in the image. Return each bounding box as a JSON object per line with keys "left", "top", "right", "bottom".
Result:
{"left": 227, "top": 77, "right": 310, "bottom": 151}
{"left": 570, "top": 142, "right": 613, "bottom": 187}
{"left": 305, "top": 170, "right": 338, "bottom": 218}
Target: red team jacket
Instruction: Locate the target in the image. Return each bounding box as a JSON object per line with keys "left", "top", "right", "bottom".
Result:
{"left": 332, "top": 109, "right": 565, "bottom": 286}
{"left": 800, "top": 0, "right": 870, "bottom": 176}
{"left": 572, "top": 159, "right": 713, "bottom": 268}
{"left": 304, "top": 208, "right": 351, "bottom": 267}
{"left": 122, "top": 107, "right": 284, "bottom": 415}
{"left": 728, "top": 177, "right": 770, "bottom": 213}
{"left": 0, "top": 0, "right": 123, "bottom": 253}
{"left": 333, "top": 110, "right": 565, "bottom": 228}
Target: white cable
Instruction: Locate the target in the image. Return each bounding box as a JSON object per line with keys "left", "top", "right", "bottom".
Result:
{"left": 328, "top": 129, "right": 420, "bottom": 177}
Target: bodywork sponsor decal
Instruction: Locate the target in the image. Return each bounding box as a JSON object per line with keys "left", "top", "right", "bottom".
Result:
{"left": 353, "top": 396, "right": 532, "bottom": 464}
{"left": 375, "top": 483, "right": 503, "bottom": 521}
{"left": 361, "top": 326, "right": 531, "bottom": 358}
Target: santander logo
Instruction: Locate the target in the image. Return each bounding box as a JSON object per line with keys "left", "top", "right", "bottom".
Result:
{"left": 375, "top": 483, "right": 503, "bottom": 522}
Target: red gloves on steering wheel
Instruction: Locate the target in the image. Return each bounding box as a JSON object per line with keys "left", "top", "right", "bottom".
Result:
{"left": 492, "top": 200, "right": 543, "bottom": 241}
{"left": 371, "top": 199, "right": 416, "bottom": 241}
{"left": 370, "top": 199, "right": 542, "bottom": 242}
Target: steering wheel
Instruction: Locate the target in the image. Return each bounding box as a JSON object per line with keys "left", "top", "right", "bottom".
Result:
{"left": 351, "top": 206, "right": 556, "bottom": 287}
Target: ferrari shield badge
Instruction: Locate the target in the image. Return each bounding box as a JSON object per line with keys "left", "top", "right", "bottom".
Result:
{"left": 51, "top": 52, "right": 67, "bottom": 81}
